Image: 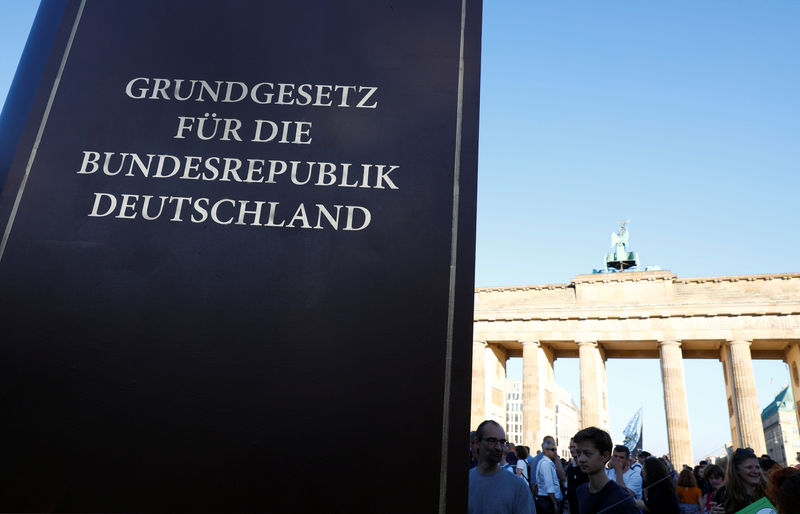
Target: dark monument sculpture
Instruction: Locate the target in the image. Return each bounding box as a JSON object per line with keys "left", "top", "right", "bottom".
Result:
{"left": 0, "top": 1, "right": 482, "bottom": 512}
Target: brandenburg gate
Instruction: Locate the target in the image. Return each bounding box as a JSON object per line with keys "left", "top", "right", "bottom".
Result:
{"left": 471, "top": 269, "right": 800, "bottom": 467}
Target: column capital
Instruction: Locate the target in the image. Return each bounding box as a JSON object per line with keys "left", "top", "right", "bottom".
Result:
{"left": 726, "top": 339, "right": 752, "bottom": 347}
{"left": 473, "top": 340, "right": 487, "bottom": 348}
{"left": 576, "top": 340, "right": 597, "bottom": 348}
{"left": 658, "top": 340, "right": 682, "bottom": 347}
{"left": 521, "top": 340, "right": 541, "bottom": 347}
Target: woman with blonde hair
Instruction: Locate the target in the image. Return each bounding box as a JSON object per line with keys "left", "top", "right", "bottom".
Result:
{"left": 675, "top": 468, "right": 703, "bottom": 513}
{"left": 710, "top": 448, "right": 767, "bottom": 513}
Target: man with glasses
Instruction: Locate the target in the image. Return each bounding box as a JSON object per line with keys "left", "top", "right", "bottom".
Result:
{"left": 530, "top": 436, "right": 566, "bottom": 496}
{"left": 534, "top": 442, "right": 562, "bottom": 514}
{"left": 468, "top": 420, "right": 535, "bottom": 514}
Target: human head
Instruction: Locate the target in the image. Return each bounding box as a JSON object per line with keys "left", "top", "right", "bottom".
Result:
{"left": 704, "top": 464, "right": 724, "bottom": 481}
{"left": 678, "top": 468, "right": 698, "bottom": 487}
{"left": 470, "top": 431, "right": 479, "bottom": 452}
{"left": 642, "top": 456, "right": 671, "bottom": 490}
{"left": 765, "top": 466, "right": 798, "bottom": 508}
{"left": 540, "top": 437, "right": 556, "bottom": 461}
{"left": 573, "top": 427, "right": 612, "bottom": 474}
{"left": 612, "top": 445, "right": 630, "bottom": 469}
{"left": 573, "top": 427, "right": 612, "bottom": 454}
{"left": 704, "top": 464, "right": 725, "bottom": 491}
{"left": 543, "top": 444, "right": 558, "bottom": 461}
{"left": 569, "top": 438, "right": 577, "bottom": 459}
{"left": 475, "top": 420, "right": 501, "bottom": 440}
{"left": 759, "top": 455, "right": 778, "bottom": 472}
{"left": 506, "top": 442, "right": 517, "bottom": 465}
{"left": 517, "top": 445, "right": 529, "bottom": 460}
{"left": 775, "top": 470, "right": 800, "bottom": 514}
{"left": 614, "top": 445, "right": 630, "bottom": 459}
{"left": 724, "top": 447, "right": 767, "bottom": 510}
{"left": 475, "top": 420, "right": 506, "bottom": 466}
{"left": 637, "top": 450, "right": 651, "bottom": 465}
{"left": 695, "top": 462, "right": 707, "bottom": 481}
{"left": 731, "top": 448, "right": 764, "bottom": 486}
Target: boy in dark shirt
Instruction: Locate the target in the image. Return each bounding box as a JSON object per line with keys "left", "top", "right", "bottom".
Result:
{"left": 566, "top": 438, "right": 589, "bottom": 513}
{"left": 573, "top": 427, "right": 638, "bottom": 514}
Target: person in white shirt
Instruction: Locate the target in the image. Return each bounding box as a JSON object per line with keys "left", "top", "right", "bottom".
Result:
{"left": 515, "top": 446, "right": 530, "bottom": 483}
{"left": 530, "top": 435, "right": 566, "bottom": 495}
{"left": 535, "top": 442, "right": 563, "bottom": 514}
{"left": 605, "top": 445, "right": 643, "bottom": 500}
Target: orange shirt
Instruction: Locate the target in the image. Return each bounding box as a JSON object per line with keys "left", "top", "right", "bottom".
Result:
{"left": 676, "top": 486, "right": 702, "bottom": 504}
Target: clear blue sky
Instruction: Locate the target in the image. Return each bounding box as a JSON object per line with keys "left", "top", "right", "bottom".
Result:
{"left": 1, "top": 1, "right": 797, "bottom": 462}
{"left": 481, "top": 1, "right": 798, "bottom": 461}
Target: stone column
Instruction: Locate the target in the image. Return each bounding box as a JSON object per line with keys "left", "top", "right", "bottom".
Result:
{"left": 719, "top": 347, "right": 739, "bottom": 446}
{"left": 522, "top": 341, "right": 540, "bottom": 446}
{"left": 539, "top": 344, "right": 557, "bottom": 439}
{"left": 785, "top": 342, "right": 800, "bottom": 432}
{"left": 725, "top": 339, "right": 767, "bottom": 455}
{"left": 486, "top": 344, "right": 509, "bottom": 424}
{"left": 470, "top": 341, "right": 487, "bottom": 429}
{"left": 578, "top": 341, "right": 601, "bottom": 428}
{"left": 598, "top": 345, "right": 610, "bottom": 431}
{"left": 658, "top": 340, "right": 693, "bottom": 468}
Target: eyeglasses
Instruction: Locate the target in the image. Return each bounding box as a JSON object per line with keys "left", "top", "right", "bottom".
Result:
{"left": 481, "top": 437, "right": 509, "bottom": 448}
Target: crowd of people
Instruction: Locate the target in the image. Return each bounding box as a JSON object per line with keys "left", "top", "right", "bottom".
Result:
{"left": 468, "top": 420, "right": 800, "bottom": 514}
